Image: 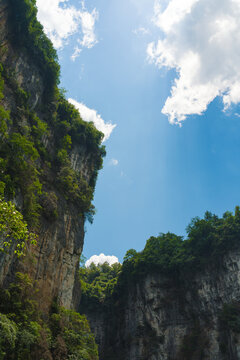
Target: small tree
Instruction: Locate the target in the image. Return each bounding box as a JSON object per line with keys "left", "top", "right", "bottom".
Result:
{"left": 0, "top": 199, "right": 36, "bottom": 257}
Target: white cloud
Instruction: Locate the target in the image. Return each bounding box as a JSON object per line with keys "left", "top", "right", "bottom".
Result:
{"left": 71, "top": 46, "right": 82, "bottom": 62}
{"left": 85, "top": 253, "right": 119, "bottom": 267}
{"left": 109, "top": 159, "right": 119, "bottom": 166}
{"left": 148, "top": 0, "right": 240, "bottom": 124}
{"left": 36, "top": 0, "right": 98, "bottom": 57}
{"left": 153, "top": 0, "right": 200, "bottom": 33}
{"left": 68, "top": 98, "right": 116, "bottom": 141}
{"left": 78, "top": 8, "right": 98, "bottom": 48}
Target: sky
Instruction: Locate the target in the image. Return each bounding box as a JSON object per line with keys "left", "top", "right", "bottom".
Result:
{"left": 36, "top": 0, "right": 240, "bottom": 265}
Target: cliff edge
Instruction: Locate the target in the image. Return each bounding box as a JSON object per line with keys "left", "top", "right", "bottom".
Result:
{"left": 0, "top": 0, "right": 105, "bottom": 312}
{"left": 82, "top": 211, "right": 240, "bottom": 360}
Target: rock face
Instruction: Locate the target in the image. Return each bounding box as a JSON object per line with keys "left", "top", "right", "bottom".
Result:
{"left": 0, "top": 0, "right": 102, "bottom": 311}
{"left": 0, "top": 1, "right": 44, "bottom": 109}
{"left": 85, "top": 249, "right": 240, "bottom": 360}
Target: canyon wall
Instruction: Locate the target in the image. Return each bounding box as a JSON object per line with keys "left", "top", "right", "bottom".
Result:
{"left": 85, "top": 249, "right": 240, "bottom": 360}
{"left": 0, "top": 0, "right": 104, "bottom": 311}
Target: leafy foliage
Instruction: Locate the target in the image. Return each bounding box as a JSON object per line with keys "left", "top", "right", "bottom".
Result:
{"left": 0, "top": 129, "right": 43, "bottom": 227}
{"left": 0, "top": 199, "right": 36, "bottom": 256}
{"left": 0, "top": 63, "right": 105, "bottom": 227}
{"left": 55, "top": 94, "right": 105, "bottom": 165}
{"left": 80, "top": 262, "right": 122, "bottom": 309}
{"left": 50, "top": 307, "right": 98, "bottom": 360}
{"left": 0, "top": 273, "right": 98, "bottom": 359}
{"left": 0, "top": 64, "right": 45, "bottom": 226}
{"left": 80, "top": 208, "right": 240, "bottom": 309}
{"left": 9, "top": 0, "right": 60, "bottom": 100}
{"left": 0, "top": 314, "right": 17, "bottom": 359}
{"left": 0, "top": 0, "right": 106, "bottom": 229}
{"left": 120, "top": 207, "right": 240, "bottom": 281}
{"left": 40, "top": 192, "right": 58, "bottom": 221}
{"left": 0, "top": 2, "right": 105, "bottom": 358}
{"left": 55, "top": 94, "right": 106, "bottom": 219}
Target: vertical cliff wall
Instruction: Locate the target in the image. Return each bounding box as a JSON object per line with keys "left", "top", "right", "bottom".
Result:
{"left": 84, "top": 248, "right": 240, "bottom": 360}
{"left": 0, "top": 0, "right": 105, "bottom": 311}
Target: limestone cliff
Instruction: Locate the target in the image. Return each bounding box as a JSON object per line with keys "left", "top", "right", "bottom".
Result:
{"left": 0, "top": 0, "right": 104, "bottom": 312}
{"left": 84, "top": 248, "right": 240, "bottom": 360}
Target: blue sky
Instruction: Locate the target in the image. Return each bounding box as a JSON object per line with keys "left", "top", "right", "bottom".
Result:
{"left": 37, "top": 0, "right": 240, "bottom": 264}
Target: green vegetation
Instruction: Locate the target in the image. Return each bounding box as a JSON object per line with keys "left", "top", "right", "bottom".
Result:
{"left": 50, "top": 307, "right": 98, "bottom": 360}
{"left": 80, "top": 262, "right": 122, "bottom": 309}
{"left": 80, "top": 207, "right": 240, "bottom": 307}
{"left": 0, "top": 44, "right": 105, "bottom": 228}
{"left": 0, "top": 199, "right": 36, "bottom": 257}
{"left": 0, "top": 273, "right": 98, "bottom": 359}
{"left": 9, "top": 0, "right": 60, "bottom": 100}
{"left": 0, "top": 72, "right": 105, "bottom": 227}
{"left": 0, "top": 63, "right": 44, "bottom": 227}
{"left": 0, "top": 1, "right": 106, "bottom": 358}
{"left": 120, "top": 207, "right": 240, "bottom": 281}
{"left": 55, "top": 95, "right": 106, "bottom": 220}
{"left": 0, "top": 314, "right": 17, "bottom": 359}
{"left": 0, "top": 0, "right": 106, "bottom": 229}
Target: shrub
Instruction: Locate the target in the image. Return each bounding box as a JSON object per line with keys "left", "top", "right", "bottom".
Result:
{"left": 0, "top": 273, "right": 99, "bottom": 359}
{"left": 0, "top": 199, "right": 36, "bottom": 256}
{"left": 0, "top": 313, "right": 17, "bottom": 358}
{"left": 50, "top": 306, "right": 98, "bottom": 360}
{"left": 40, "top": 192, "right": 58, "bottom": 221}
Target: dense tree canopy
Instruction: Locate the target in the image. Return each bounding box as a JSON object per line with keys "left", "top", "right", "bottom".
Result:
{"left": 80, "top": 262, "right": 122, "bottom": 309}
{"left": 120, "top": 207, "right": 240, "bottom": 280}
{"left": 81, "top": 207, "right": 240, "bottom": 308}
{"left": 0, "top": 273, "right": 98, "bottom": 359}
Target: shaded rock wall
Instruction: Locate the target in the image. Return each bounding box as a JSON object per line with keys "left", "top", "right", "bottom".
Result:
{"left": 85, "top": 249, "right": 240, "bottom": 360}
{"left": 0, "top": 0, "right": 98, "bottom": 311}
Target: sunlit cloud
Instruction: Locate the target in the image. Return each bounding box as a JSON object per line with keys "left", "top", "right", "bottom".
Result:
{"left": 148, "top": 0, "right": 240, "bottom": 124}
{"left": 68, "top": 98, "right": 116, "bottom": 141}
{"left": 85, "top": 253, "right": 119, "bottom": 267}
{"left": 78, "top": 7, "right": 98, "bottom": 48}
{"left": 36, "top": 0, "right": 98, "bottom": 59}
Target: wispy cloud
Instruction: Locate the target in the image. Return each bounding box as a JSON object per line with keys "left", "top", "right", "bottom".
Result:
{"left": 78, "top": 7, "right": 98, "bottom": 48}
{"left": 71, "top": 47, "right": 82, "bottom": 62}
{"left": 148, "top": 0, "right": 240, "bottom": 124}
{"left": 85, "top": 253, "right": 119, "bottom": 267}
{"left": 133, "top": 27, "right": 150, "bottom": 36}
{"left": 36, "top": 0, "right": 98, "bottom": 59}
{"left": 68, "top": 98, "right": 116, "bottom": 141}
